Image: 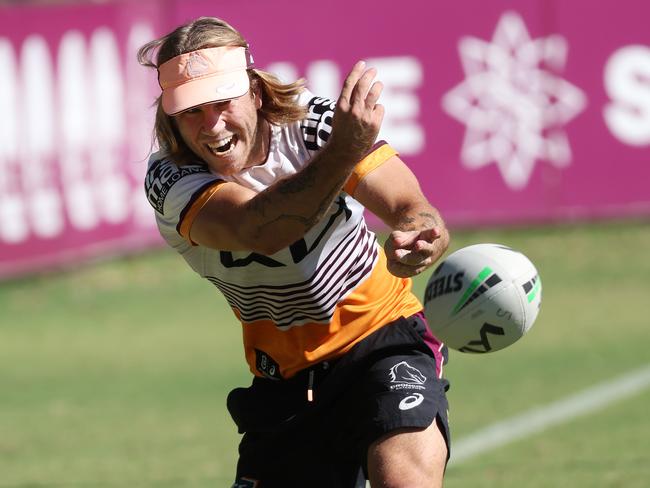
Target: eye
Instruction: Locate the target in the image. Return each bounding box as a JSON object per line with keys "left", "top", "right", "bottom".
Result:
{"left": 182, "top": 107, "right": 202, "bottom": 115}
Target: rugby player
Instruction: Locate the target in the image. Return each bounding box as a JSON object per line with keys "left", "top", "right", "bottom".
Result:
{"left": 139, "top": 16, "right": 451, "bottom": 488}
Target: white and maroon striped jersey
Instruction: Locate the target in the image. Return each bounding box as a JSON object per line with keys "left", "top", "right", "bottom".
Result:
{"left": 144, "top": 90, "right": 421, "bottom": 379}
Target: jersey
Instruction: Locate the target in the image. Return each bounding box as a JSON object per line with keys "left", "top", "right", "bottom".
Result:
{"left": 144, "top": 90, "right": 422, "bottom": 379}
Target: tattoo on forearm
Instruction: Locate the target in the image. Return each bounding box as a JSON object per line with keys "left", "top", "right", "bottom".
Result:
{"left": 275, "top": 168, "right": 319, "bottom": 195}
{"left": 396, "top": 210, "right": 440, "bottom": 231}
{"left": 257, "top": 187, "right": 339, "bottom": 235}
{"left": 418, "top": 211, "right": 439, "bottom": 227}
{"left": 397, "top": 216, "right": 416, "bottom": 231}
{"left": 252, "top": 166, "right": 347, "bottom": 237}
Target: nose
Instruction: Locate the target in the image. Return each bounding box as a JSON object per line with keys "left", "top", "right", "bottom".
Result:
{"left": 200, "top": 104, "right": 226, "bottom": 134}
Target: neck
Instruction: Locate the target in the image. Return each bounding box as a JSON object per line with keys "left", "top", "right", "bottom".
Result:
{"left": 247, "top": 118, "right": 271, "bottom": 168}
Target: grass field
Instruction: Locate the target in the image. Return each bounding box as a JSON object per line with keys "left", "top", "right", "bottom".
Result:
{"left": 1, "top": 220, "right": 649, "bottom": 487}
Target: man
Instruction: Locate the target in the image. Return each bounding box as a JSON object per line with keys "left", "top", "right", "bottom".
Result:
{"left": 139, "top": 16, "right": 451, "bottom": 488}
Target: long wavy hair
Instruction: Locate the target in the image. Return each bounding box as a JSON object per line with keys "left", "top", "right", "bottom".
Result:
{"left": 138, "top": 17, "right": 307, "bottom": 165}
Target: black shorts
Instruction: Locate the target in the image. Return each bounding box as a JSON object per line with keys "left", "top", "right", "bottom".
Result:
{"left": 228, "top": 314, "right": 450, "bottom": 488}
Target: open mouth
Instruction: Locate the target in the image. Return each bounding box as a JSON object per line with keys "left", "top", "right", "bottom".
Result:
{"left": 207, "top": 135, "right": 238, "bottom": 156}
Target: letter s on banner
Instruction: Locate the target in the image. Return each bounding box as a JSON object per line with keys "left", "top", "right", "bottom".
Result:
{"left": 603, "top": 45, "right": 650, "bottom": 146}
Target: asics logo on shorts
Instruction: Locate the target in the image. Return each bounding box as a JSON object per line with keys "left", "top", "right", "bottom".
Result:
{"left": 399, "top": 393, "right": 424, "bottom": 411}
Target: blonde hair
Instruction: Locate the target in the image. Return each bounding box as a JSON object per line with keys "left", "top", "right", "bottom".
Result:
{"left": 138, "top": 17, "right": 307, "bottom": 165}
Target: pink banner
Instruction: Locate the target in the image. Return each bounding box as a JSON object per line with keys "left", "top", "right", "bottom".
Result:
{"left": 0, "top": 1, "right": 165, "bottom": 278}
{"left": 1, "top": 0, "right": 649, "bottom": 278}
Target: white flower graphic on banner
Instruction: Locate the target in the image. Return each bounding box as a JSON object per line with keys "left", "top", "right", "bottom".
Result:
{"left": 442, "top": 11, "right": 587, "bottom": 190}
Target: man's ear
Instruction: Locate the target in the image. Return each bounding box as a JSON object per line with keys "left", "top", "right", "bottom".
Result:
{"left": 252, "top": 85, "right": 262, "bottom": 110}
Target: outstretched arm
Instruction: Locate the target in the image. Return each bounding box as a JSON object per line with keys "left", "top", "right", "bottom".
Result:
{"left": 352, "top": 156, "right": 449, "bottom": 277}
{"left": 189, "top": 61, "right": 385, "bottom": 254}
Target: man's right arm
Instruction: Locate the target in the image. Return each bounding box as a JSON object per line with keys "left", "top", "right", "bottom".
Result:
{"left": 189, "top": 61, "right": 384, "bottom": 255}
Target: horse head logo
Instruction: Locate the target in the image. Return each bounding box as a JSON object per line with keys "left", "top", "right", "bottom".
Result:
{"left": 389, "top": 361, "right": 426, "bottom": 385}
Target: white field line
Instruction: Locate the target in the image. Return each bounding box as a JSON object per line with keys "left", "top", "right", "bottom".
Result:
{"left": 449, "top": 363, "right": 650, "bottom": 466}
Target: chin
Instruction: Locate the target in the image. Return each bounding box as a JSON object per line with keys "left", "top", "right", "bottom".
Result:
{"left": 209, "top": 159, "right": 242, "bottom": 176}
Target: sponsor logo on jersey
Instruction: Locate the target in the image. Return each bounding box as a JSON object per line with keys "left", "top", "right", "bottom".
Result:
{"left": 301, "top": 96, "right": 335, "bottom": 151}
{"left": 255, "top": 349, "right": 282, "bottom": 380}
{"left": 388, "top": 361, "right": 427, "bottom": 391}
{"left": 145, "top": 159, "right": 208, "bottom": 214}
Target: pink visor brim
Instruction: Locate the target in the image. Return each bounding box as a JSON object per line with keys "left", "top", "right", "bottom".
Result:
{"left": 158, "top": 46, "right": 251, "bottom": 115}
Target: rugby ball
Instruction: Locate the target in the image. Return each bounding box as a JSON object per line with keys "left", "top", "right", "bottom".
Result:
{"left": 423, "top": 243, "right": 542, "bottom": 353}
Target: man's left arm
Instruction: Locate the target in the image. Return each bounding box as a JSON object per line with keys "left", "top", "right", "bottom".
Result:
{"left": 352, "top": 155, "right": 450, "bottom": 278}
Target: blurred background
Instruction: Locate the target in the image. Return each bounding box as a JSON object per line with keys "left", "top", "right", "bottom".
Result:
{"left": 1, "top": 0, "right": 648, "bottom": 486}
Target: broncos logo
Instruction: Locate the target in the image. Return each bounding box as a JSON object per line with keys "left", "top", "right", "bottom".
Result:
{"left": 389, "top": 361, "right": 427, "bottom": 385}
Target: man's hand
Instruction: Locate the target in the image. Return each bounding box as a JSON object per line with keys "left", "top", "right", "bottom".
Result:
{"left": 384, "top": 228, "right": 448, "bottom": 278}
{"left": 328, "top": 61, "right": 385, "bottom": 161}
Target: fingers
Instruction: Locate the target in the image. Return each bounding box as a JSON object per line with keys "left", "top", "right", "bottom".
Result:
{"left": 415, "top": 227, "right": 442, "bottom": 243}
{"left": 338, "top": 61, "right": 367, "bottom": 108}
{"left": 365, "top": 78, "right": 383, "bottom": 108}
{"left": 386, "top": 247, "right": 436, "bottom": 277}
{"left": 387, "top": 228, "right": 441, "bottom": 251}
{"left": 329, "top": 61, "right": 385, "bottom": 159}
{"left": 339, "top": 61, "right": 383, "bottom": 113}
{"left": 393, "top": 247, "right": 434, "bottom": 265}
{"left": 384, "top": 228, "right": 443, "bottom": 277}
{"left": 350, "top": 68, "right": 380, "bottom": 108}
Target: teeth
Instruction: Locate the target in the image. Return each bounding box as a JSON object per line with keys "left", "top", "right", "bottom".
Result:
{"left": 206, "top": 135, "right": 237, "bottom": 156}
{"left": 208, "top": 136, "right": 232, "bottom": 149}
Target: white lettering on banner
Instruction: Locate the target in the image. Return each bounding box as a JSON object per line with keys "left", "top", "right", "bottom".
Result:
{"left": 21, "top": 35, "right": 64, "bottom": 239}
{"left": 306, "top": 60, "right": 340, "bottom": 100}
{"left": 59, "top": 30, "right": 98, "bottom": 230}
{"left": 368, "top": 57, "right": 424, "bottom": 155}
{"left": 442, "top": 11, "right": 587, "bottom": 190}
{"left": 126, "top": 23, "right": 160, "bottom": 227}
{"left": 0, "top": 24, "right": 157, "bottom": 245}
{"left": 265, "top": 61, "right": 298, "bottom": 86}
{"left": 0, "top": 38, "right": 27, "bottom": 243}
{"left": 604, "top": 45, "right": 650, "bottom": 146}
{"left": 266, "top": 57, "right": 424, "bottom": 156}
{"left": 90, "top": 28, "right": 130, "bottom": 224}
{"left": 266, "top": 60, "right": 341, "bottom": 100}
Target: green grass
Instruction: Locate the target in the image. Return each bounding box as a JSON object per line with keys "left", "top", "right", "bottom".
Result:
{"left": 1, "top": 220, "right": 649, "bottom": 487}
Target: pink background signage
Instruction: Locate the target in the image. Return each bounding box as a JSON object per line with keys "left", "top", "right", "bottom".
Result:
{"left": 1, "top": 0, "right": 649, "bottom": 278}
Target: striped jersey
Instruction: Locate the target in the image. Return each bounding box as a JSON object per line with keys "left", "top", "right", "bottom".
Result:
{"left": 144, "top": 90, "right": 422, "bottom": 379}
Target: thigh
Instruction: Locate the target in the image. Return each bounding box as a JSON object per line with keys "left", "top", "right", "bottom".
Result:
{"left": 367, "top": 418, "right": 448, "bottom": 488}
